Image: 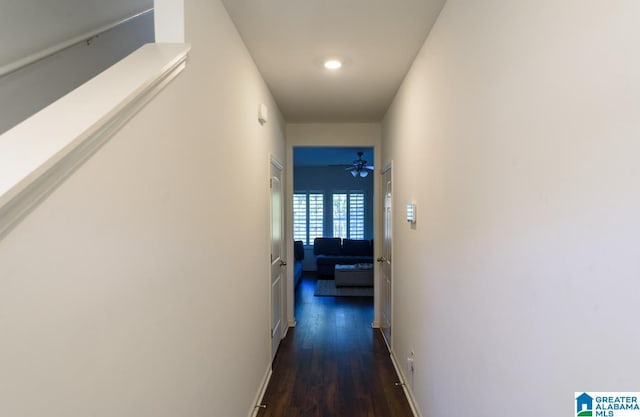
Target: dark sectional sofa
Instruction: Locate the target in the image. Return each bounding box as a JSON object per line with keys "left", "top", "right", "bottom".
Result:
{"left": 294, "top": 240, "right": 304, "bottom": 288}
{"left": 313, "top": 237, "right": 374, "bottom": 276}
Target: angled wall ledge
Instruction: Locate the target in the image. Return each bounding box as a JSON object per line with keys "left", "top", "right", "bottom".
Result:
{"left": 0, "top": 43, "right": 191, "bottom": 241}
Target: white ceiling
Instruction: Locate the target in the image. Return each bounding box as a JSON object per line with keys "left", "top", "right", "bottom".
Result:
{"left": 221, "top": 0, "right": 446, "bottom": 123}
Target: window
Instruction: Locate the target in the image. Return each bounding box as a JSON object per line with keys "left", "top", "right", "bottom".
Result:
{"left": 308, "top": 194, "right": 324, "bottom": 243}
{"left": 332, "top": 194, "right": 347, "bottom": 238}
{"left": 292, "top": 194, "right": 307, "bottom": 243}
{"left": 295, "top": 191, "right": 365, "bottom": 243}
{"left": 332, "top": 192, "right": 365, "bottom": 240}
{"left": 349, "top": 193, "right": 365, "bottom": 239}
{"left": 293, "top": 193, "right": 324, "bottom": 245}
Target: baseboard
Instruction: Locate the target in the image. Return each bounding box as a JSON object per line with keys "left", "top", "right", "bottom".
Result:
{"left": 248, "top": 365, "right": 272, "bottom": 417}
{"left": 381, "top": 330, "right": 391, "bottom": 352}
{"left": 389, "top": 349, "right": 423, "bottom": 417}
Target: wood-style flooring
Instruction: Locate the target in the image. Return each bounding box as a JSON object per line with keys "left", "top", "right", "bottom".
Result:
{"left": 257, "top": 274, "right": 413, "bottom": 417}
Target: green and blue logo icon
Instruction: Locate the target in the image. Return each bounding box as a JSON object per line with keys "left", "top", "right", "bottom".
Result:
{"left": 576, "top": 392, "right": 640, "bottom": 416}
{"left": 577, "top": 393, "right": 594, "bottom": 417}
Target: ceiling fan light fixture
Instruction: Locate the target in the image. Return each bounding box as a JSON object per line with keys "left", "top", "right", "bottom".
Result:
{"left": 345, "top": 151, "right": 373, "bottom": 178}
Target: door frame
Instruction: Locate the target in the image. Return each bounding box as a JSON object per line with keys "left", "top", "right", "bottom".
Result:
{"left": 269, "top": 156, "right": 286, "bottom": 361}
{"left": 380, "top": 162, "right": 393, "bottom": 349}
{"left": 285, "top": 139, "right": 382, "bottom": 329}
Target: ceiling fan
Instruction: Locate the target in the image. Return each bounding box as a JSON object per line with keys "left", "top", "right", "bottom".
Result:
{"left": 346, "top": 151, "right": 374, "bottom": 177}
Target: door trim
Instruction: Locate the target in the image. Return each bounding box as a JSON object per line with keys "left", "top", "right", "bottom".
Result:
{"left": 269, "top": 155, "right": 285, "bottom": 362}
{"left": 380, "top": 161, "right": 393, "bottom": 349}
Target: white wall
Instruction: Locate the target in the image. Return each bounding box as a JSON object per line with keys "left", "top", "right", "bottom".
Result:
{"left": 154, "top": 0, "right": 184, "bottom": 42}
{"left": 286, "top": 123, "right": 381, "bottom": 324}
{"left": 0, "top": 11, "right": 155, "bottom": 134}
{"left": 383, "top": 0, "right": 640, "bottom": 416}
{"left": 0, "top": 1, "right": 285, "bottom": 417}
{"left": 0, "top": 0, "right": 152, "bottom": 66}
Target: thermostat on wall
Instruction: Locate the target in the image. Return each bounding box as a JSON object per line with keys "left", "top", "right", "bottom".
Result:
{"left": 406, "top": 202, "right": 416, "bottom": 223}
{"left": 258, "top": 103, "right": 268, "bottom": 125}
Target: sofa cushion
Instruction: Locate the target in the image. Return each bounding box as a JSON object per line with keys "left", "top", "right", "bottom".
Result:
{"left": 313, "top": 237, "right": 342, "bottom": 256}
{"left": 293, "top": 260, "right": 303, "bottom": 288}
{"left": 294, "top": 240, "right": 305, "bottom": 261}
{"left": 316, "top": 255, "right": 373, "bottom": 265}
{"left": 341, "top": 239, "right": 371, "bottom": 256}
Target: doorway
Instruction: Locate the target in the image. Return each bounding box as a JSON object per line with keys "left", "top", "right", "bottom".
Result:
{"left": 291, "top": 146, "right": 376, "bottom": 313}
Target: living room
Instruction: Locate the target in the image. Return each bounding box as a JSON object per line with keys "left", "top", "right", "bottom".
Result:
{"left": 292, "top": 145, "right": 375, "bottom": 296}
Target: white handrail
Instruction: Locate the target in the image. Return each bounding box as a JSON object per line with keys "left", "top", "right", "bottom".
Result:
{"left": 0, "top": 43, "right": 190, "bottom": 240}
{"left": 0, "top": 8, "right": 154, "bottom": 78}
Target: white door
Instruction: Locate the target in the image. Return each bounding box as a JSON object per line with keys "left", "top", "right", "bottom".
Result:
{"left": 379, "top": 166, "right": 393, "bottom": 348}
{"left": 270, "top": 160, "right": 285, "bottom": 361}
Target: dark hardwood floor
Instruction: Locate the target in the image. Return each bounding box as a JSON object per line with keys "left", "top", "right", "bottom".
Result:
{"left": 257, "top": 274, "right": 413, "bottom": 417}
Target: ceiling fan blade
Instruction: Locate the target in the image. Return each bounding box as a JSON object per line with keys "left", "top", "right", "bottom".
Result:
{"left": 365, "top": 165, "right": 374, "bottom": 170}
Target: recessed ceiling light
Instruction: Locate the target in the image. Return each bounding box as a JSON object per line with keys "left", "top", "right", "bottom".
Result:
{"left": 324, "top": 59, "right": 342, "bottom": 70}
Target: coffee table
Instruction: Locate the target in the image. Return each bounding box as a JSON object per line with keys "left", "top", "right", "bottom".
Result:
{"left": 334, "top": 264, "right": 374, "bottom": 287}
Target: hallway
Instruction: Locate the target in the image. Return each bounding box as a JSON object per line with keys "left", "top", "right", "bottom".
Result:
{"left": 2, "top": 1, "right": 639, "bottom": 416}
{"left": 257, "top": 276, "right": 413, "bottom": 417}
